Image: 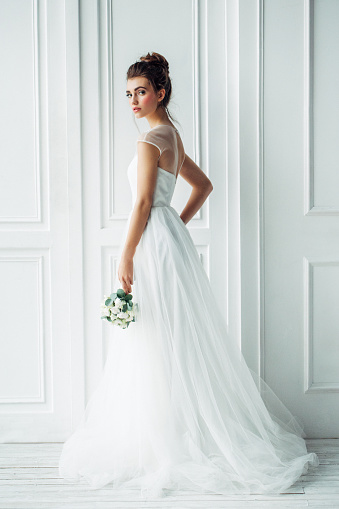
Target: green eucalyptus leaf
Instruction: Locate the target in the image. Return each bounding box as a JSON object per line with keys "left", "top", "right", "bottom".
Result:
{"left": 117, "top": 288, "right": 126, "bottom": 298}
{"left": 105, "top": 298, "right": 112, "bottom": 306}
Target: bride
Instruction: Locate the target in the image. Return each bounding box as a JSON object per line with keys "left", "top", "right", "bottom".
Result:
{"left": 58, "top": 51, "right": 319, "bottom": 500}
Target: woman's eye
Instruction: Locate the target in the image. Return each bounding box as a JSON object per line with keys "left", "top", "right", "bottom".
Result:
{"left": 126, "top": 91, "right": 145, "bottom": 98}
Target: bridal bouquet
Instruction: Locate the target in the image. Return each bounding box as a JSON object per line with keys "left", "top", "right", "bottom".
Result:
{"left": 100, "top": 288, "right": 137, "bottom": 329}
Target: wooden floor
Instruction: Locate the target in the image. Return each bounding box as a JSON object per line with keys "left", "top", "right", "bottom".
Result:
{"left": 0, "top": 439, "right": 338, "bottom": 508}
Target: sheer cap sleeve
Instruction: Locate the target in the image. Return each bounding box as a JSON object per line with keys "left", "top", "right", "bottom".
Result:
{"left": 136, "top": 125, "right": 181, "bottom": 176}
{"left": 137, "top": 130, "right": 164, "bottom": 158}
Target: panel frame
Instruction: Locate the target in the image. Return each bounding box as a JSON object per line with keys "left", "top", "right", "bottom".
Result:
{"left": 303, "top": 0, "right": 339, "bottom": 216}
{"left": 303, "top": 256, "right": 339, "bottom": 394}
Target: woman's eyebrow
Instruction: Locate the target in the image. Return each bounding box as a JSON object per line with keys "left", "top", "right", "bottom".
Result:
{"left": 125, "top": 86, "right": 146, "bottom": 93}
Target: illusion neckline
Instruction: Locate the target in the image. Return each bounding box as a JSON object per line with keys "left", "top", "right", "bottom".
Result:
{"left": 147, "top": 124, "right": 179, "bottom": 134}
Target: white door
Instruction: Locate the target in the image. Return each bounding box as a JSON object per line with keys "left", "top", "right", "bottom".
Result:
{"left": 81, "top": 0, "right": 233, "bottom": 399}
{"left": 0, "top": 0, "right": 84, "bottom": 441}
{"left": 261, "top": 0, "right": 339, "bottom": 438}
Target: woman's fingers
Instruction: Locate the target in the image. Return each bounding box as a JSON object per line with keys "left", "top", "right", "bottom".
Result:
{"left": 121, "top": 277, "right": 132, "bottom": 294}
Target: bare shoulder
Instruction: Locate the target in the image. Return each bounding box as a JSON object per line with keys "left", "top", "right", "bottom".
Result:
{"left": 179, "top": 152, "right": 213, "bottom": 189}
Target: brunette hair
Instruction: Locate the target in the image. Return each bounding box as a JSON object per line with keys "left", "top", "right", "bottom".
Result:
{"left": 126, "top": 51, "right": 179, "bottom": 126}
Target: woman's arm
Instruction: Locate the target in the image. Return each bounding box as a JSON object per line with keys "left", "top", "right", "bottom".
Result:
{"left": 118, "top": 141, "right": 159, "bottom": 294}
{"left": 178, "top": 153, "right": 213, "bottom": 224}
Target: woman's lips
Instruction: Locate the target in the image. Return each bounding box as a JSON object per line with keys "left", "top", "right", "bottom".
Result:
{"left": 133, "top": 108, "right": 141, "bottom": 112}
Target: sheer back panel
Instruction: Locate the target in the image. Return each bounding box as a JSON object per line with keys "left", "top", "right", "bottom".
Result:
{"left": 137, "top": 125, "right": 185, "bottom": 179}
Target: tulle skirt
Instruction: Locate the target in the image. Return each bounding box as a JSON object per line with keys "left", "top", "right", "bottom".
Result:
{"left": 58, "top": 204, "right": 319, "bottom": 500}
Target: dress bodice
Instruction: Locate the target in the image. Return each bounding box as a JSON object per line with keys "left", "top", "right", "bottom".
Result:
{"left": 127, "top": 124, "right": 185, "bottom": 208}
{"left": 127, "top": 155, "right": 177, "bottom": 207}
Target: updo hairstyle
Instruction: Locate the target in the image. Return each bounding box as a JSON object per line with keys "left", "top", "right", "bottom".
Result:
{"left": 126, "top": 51, "right": 178, "bottom": 125}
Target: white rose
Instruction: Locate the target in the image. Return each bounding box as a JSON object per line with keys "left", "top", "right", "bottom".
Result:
{"left": 102, "top": 308, "right": 110, "bottom": 317}
{"left": 114, "top": 297, "right": 123, "bottom": 308}
{"left": 110, "top": 306, "right": 120, "bottom": 315}
{"left": 118, "top": 311, "right": 129, "bottom": 319}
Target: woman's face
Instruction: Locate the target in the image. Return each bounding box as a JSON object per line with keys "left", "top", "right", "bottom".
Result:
{"left": 126, "top": 77, "right": 164, "bottom": 119}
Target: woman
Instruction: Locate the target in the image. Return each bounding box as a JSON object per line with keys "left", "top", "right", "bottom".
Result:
{"left": 59, "top": 52, "right": 319, "bottom": 500}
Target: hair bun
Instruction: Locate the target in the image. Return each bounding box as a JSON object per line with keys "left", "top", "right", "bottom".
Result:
{"left": 140, "top": 52, "right": 169, "bottom": 73}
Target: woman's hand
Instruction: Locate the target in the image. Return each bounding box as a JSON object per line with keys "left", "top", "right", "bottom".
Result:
{"left": 117, "top": 254, "right": 133, "bottom": 294}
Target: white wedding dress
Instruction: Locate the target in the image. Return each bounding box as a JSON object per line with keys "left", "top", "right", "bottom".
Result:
{"left": 58, "top": 124, "right": 319, "bottom": 500}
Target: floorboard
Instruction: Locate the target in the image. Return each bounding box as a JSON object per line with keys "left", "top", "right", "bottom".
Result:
{"left": 0, "top": 439, "right": 338, "bottom": 508}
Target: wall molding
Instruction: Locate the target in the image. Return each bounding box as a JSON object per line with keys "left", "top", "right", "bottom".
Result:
{"left": 0, "top": 253, "right": 47, "bottom": 405}
{"left": 303, "top": 256, "right": 339, "bottom": 393}
{"left": 99, "top": 0, "right": 203, "bottom": 224}
{"left": 0, "top": 0, "right": 46, "bottom": 226}
{"left": 303, "top": 0, "right": 339, "bottom": 216}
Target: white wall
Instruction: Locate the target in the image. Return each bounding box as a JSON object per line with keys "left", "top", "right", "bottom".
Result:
{"left": 0, "top": 0, "right": 337, "bottom": 441}
{"left": 261, "top": 0, "right": 339, "bottom": 437}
